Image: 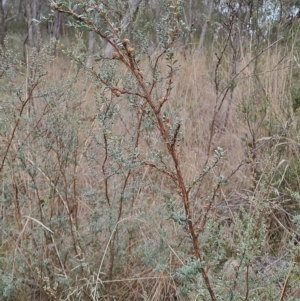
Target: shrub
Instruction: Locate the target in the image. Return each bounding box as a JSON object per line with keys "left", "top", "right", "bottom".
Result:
{"left": 0, "top": 1, "right": 300, "bottom": 300}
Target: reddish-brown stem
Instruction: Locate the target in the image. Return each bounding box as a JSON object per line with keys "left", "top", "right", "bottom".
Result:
{"left": 51, "top": 4, "right": 217, "bottom": 299}
{"left": 0, "top": 81, "right": 39, "bottom": 172}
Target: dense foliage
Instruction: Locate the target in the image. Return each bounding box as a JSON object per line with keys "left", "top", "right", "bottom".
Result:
{"left": 1, "top": 0, "right": 300, "bottom": 300}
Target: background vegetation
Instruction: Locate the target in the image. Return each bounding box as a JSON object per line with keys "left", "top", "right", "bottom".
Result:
{"left": 1, "top": 0, "right": 300, "bottom": 300}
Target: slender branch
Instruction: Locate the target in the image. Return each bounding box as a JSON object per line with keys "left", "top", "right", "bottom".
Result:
{"left": 0, "top": 81, "right": 39, "bottom": 172}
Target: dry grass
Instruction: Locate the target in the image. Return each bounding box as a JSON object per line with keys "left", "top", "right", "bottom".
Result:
{"left": 1, "top": 37, "right": 300, "bottom": 300}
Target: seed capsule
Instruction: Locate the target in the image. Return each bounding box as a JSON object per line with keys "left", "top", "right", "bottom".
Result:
{"left": 112, "top": 52, "right": 119, "bottom": 59}
{"left": 158, "top": 98, "right": 163, "bottom": 104}
{"left": 127, "top": 47, "right": 134, "bottom": 55}
{"left": 138, "top": 70, "right": 143, "bottom": 78}
{"left": 122, "top": 38, "right": 130, "bottom": 46}
{"left": 158, "top": 97, "right": 166, "bottom": 105}
{"left": 50, "top": 2, "right": 58, "bottom": 9}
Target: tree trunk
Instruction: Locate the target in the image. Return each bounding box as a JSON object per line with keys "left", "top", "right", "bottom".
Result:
{"left": 50, "top": 11, "right": 62, "bottom": 55}
{"left": 25, "top": 0, "right": 40, "bottom": 50}
{"left": 86, "top": 31, "right": 95, "bottom": 68}
{"left": 25, "top": 0, "right": 32, "bottom": 46}
{"left": 31, "top": 0, "right": 40, "bottom": 50}
{"left": 198, "top": 0, "right": 213, "bottom": 51}
{"left": 0, "top": 0, "right": 8, "bottom": 47}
